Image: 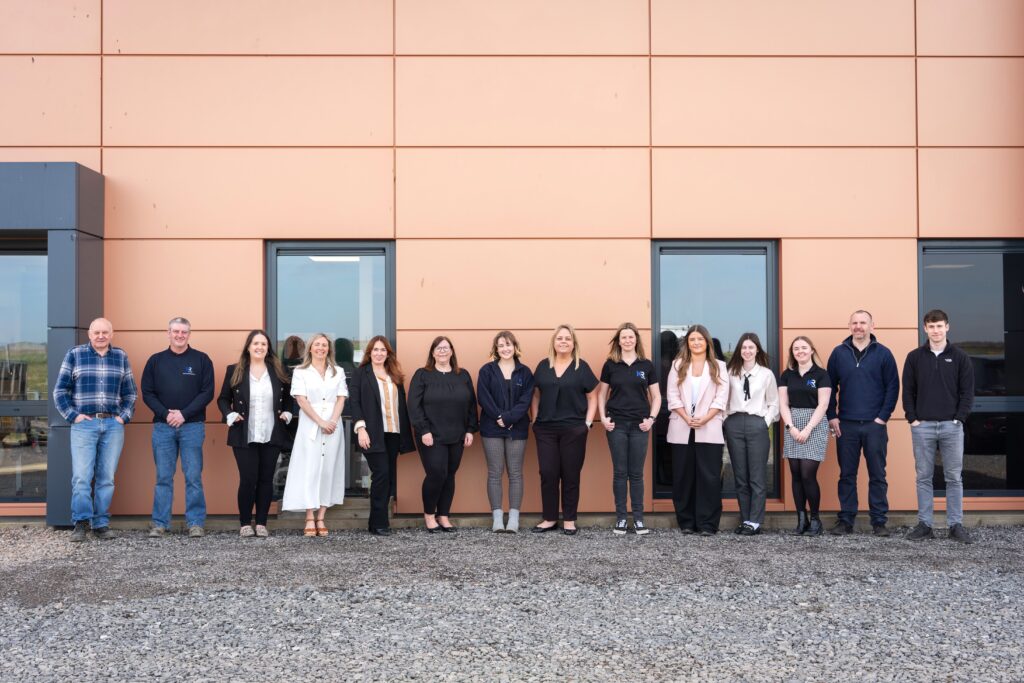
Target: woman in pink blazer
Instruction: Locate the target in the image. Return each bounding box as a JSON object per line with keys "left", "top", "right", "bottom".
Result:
{"left": 666, "top": 324, "right": 729, "bottom": 535}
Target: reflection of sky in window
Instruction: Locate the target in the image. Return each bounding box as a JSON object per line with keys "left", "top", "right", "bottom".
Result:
{"left": 0, "top": 255, "right": 47, "bottom": 345}
{"left": 922, "top": 253, "right": 1003, "bottom": 346}
{"left": 659, "top": 254, "right": 767, "bottom": 357}
{"left": 275, "top": 255, "right": 385, "bottom": 360}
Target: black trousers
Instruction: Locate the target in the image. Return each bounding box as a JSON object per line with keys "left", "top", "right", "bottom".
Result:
{"left": 534, "top": 424, "right": 589, "bottom": 522}
{"left": 419, "top": 441, "right": 464, "bottom": 516}
{"left": 365, "top": 433, "right": 401, "bottom": 530}
{"left": 232, "top": 443, "right": 280, "bottom": 526}
{"left": 671, "top": 431, "right": 723, "bottom": 532}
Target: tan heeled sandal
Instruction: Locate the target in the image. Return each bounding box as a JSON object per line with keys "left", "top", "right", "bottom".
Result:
{"left": 303, "top": 520, "right": 317, "bottom": 537}
{"left": 316, "top": 518, "right": 329, "bottom": 537}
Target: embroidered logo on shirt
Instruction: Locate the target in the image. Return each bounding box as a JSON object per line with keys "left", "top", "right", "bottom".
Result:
{"left": 944, "top": 359, "right": 953, "bottom": 363}
{"left": 806, "top": 379, "right": 817, "bottom": 389}
{"left": 636, "top": 370, "right": 646, "bottom": 380}
{"left": 183, "top": 366, "right": 196, "bottom": 376}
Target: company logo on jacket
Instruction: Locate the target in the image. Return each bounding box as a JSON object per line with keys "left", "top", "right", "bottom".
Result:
{"left": 183, "top": 366, "right": 196, "bottom": 376}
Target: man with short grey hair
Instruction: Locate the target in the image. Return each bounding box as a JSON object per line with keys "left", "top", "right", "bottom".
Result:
{"left": 141, "top": 317, "right": 214, "bottom": 537}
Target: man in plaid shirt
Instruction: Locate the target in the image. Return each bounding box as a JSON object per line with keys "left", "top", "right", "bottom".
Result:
{"left": 53, "top": 318, "right": 137, "bottom": 542}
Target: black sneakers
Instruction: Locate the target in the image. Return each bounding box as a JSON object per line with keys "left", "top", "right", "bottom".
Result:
{"left": 872, "top": 524, "right": 891, "bottom": 537}
{"left": 949, "top": 523, "right": 975, "bottom": 544}
{"left": 632, "top": 520, "right": 650, "bottom": 536}
{"left": 905, "top": 522, "right": 934, "bottom": 541}
{"left": 613, "top": 519, "right": 628, "bottom": 535}
{"left": 829, "top": 521, "right": 853, "bottom": 536}
{"left": 70, "top": 521, "right": 89, "bottom": 543}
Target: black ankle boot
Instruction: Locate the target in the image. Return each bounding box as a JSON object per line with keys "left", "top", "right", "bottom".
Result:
{"left": 790, "top": 511, "right": 809, "bottom": 535}
{"left": 805, "top": 514, "right": 823, "bottom": 536}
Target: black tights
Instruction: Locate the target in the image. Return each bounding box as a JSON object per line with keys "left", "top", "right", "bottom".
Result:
{"left": 789, "top": 458, "right": 821, "bottom": 515}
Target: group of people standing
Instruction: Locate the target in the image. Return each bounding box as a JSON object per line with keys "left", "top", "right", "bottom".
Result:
{"left": 53, "top": 307, "right": 976, "bottom": 545}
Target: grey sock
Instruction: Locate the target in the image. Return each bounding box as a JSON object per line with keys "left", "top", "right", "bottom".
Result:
{"left": 507, "top": 509, "right": 520, "bottom": 533}
{"left": 492, "top": 509, "right": 505, "bottom": 532}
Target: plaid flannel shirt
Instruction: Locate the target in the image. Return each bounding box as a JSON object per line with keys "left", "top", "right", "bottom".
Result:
{"left": 53, "top": 344, "right": 138, "bottom": 423}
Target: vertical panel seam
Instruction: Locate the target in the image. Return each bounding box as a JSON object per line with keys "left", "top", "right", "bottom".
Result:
{"left": 648, "top": 0, "right": 653, "bottom": 240}
{"left": 392, "top": 0, "right": 397, "bottom": 240}
{"left": 914, "top": 0, "right": 920, "bottom": 239}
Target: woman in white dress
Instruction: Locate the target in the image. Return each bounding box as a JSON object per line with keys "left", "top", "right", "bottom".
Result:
{"left": 282, "top": 333, "right": 349, "bottom": 537}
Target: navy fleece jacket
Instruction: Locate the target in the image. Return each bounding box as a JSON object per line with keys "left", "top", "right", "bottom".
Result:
{"left": 826, "top": 335, "right": 900, "bottom": 422}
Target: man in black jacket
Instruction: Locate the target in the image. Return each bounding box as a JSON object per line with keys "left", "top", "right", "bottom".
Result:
{"left": 902, "top": 309, "right": 975, "bottom": 544}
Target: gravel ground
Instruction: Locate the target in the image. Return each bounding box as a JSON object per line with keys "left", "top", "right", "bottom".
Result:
{"left": 1, "top": 524, "right": 1022, "bottom": 683}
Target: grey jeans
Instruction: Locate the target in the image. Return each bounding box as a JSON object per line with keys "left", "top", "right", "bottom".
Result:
{"left": 910, "top": 420, "right": 964, "bottom": 526}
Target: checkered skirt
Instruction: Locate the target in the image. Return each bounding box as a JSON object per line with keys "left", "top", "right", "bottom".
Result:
{"left": 783, "top": 407, "right": 829, "bottom": 462}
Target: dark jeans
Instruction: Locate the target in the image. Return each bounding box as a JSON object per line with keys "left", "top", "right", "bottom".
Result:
{"left": 365, "top": 433, "right": 401, "bottom": 530}
{"left": 723, "top": 413, "right": 769, "bottom": 525}
{"left": 605, "top": 421, "right": 648, "bottom": 520}
{"left": 836, "top": 419, "right": 889, "bottom": 526}
{"left": 419, "top": 440, "right": 464, "bottom": 516}
{"left": 671, "top": 431, "right": 724, "bottom": 532}
{"left": 233, "top": 443, "right": 280, "bottom": 526}
{"left": 534, "top": 423, "right": 589, "bottom": 522}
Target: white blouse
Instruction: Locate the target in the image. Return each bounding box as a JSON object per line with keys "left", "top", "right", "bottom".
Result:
{"left": 247, "top": 371, "right": 275, "bottom": 444}
{"left": 725, "top": 364, "right": 780, "bottom": 426}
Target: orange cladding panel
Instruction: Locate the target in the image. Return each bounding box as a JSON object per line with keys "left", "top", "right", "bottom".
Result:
{"left": 396, "top": 57, "right": 649, "bottom": 146}
{"left": 651, "top": 0, "right": 914, "bottom": 55}
{"left": 917, "top": 0, "right": 1024, "bottom": 56}
{"left": 103, "top": 57, "right": 393, "bottom": 146}
{"left": 0, "top": 0, "right": 100, "bottom": 53}
{"left": 397, "top": 148, "right": 649, "bottom": 238}
{"left": 103, "top": 0, "right": 392, "bottom": 55}
{"left": 919, "top": 149, "right": 1024, "bottom": 238}
{"left": 0, "top": 56, "right": 99, "bottom": 145}
{"left": 0, "top": 147, "right": 100, "bottom": 171}
{"left": 104, "top": 148, "right": 394, "bottom": 239}
{"left": 653, "top": 148, "right": 917, "bottom": 238}
{"left": 395, "top": 0, "right": 648, "bottom": 55}
{"left": 395, "top": 240, "right": 651, "bottom": 331}
{"left": 918, "top": 58, "right": 1024, "bottom": 146}
{"left": 652, "top": 58, "right": 915, "bottom": 146}
{"left": 105, "top": 240, "right": 264, "bottom": 331}
{"left": 781, "top": 239, "right": 919, "bottom": 330}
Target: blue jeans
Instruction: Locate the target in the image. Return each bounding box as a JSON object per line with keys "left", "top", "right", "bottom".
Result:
{"left": 152, "top": 422, "right": 207, "bottom": 528}
{"left": 836, "top": 419, "right": 889, "bottom": 526}
{"left": 70, "top": 417, "right": 125, "bottom": 528}
{"left": 605, "top": 421, "right": 648, "bottom": 520}
{"left": 910, "top": 420, "right": 964, "bottom": 526}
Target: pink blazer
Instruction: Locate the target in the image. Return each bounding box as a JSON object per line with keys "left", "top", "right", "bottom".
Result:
{"left": 665, "top": 359, "right": 729, "bottom": 445}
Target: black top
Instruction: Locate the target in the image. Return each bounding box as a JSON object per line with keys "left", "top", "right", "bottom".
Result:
{"left": 600, "top": 358, "right": 657, "bottom": 421}
{"left": 533, "top": 358, "right": 599, "bottom": 430}
{"left": 779, "top": 365, "right": 831, "bottom": 410}
{"left": 141, "top": 346, "right": 215, "bottom": 423}
{"left": 407, "top": 368, "right": 479, "bottom": 445}
{"left": 852, "top": 345, "right": 867, "bottom": 362}
{"left": 901, "top": 342, "right": 974, "bottom": 423}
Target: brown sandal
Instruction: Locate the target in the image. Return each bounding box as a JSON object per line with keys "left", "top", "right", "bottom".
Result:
{"left": 303, "top": 520, "right": 317, "bottom": 537}
{"left": 316, "top": 519, "right": 329, "bottom": 537}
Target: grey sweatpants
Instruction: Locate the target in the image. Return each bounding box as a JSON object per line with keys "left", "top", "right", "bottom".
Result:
{"left": 481, "top": 436, "right": 526, "bottom": 510}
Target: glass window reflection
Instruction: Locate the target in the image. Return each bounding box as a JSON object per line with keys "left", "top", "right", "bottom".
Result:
{"left": 0, "top": 254, "right": 47, "bottom": 401}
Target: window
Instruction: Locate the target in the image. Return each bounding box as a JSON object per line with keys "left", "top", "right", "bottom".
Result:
{"left": 266, "top": 242, "right": 395, "bottom": 495}
{"left": 0, "top": 242, "right": 48, "bottom": 501}
{"left": 920, "top": 241, "right": 1024, "bottom": 496}
{"left": 651, "top": 241, "right": 779, "bottom": 499}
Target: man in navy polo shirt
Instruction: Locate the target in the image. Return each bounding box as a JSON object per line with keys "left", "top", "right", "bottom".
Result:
{"left": 141, "top": 317, "right": 215, "bottom": 538}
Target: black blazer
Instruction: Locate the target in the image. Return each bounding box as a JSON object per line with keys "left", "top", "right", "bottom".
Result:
{"left": 348, "top": 364, "right": 415, "bottom": 456}
{"left": 216, "top": 364, "right": 294, "bottom": 449}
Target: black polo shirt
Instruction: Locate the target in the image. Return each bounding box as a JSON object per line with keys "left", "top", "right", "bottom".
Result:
{"left": 534, "top": 358, "right": 598, "bottom": 430}
{"left": 600, "top": 358, "right": 657, "bottom": 421}
{"left": 779, "top": 364, "right": 831, "bottom": 409}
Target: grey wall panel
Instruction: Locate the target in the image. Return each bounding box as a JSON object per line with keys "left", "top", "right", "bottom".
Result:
{"left": 45, "top": 426, "right": 72, "bottom": 526}
{"left": 0, "top": 163, "right": 79, "bottom": 231}
{"left": 47, "top": 327, "right": 88, "bottom": 426}
{"left": 75, "top": 165, "right": 104, "bottom": 238}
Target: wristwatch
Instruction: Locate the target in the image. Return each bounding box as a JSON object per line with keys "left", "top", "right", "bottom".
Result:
{"left": 785, "top": 424, "right": 793, "bottom": 430}
{"left": 953, "top": 419, "right": 962, "bottom": 426}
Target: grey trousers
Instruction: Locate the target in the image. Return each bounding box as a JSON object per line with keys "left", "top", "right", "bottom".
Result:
{"left": 723, "top": 413, "right": 770, "bottom": 525}
{"left": 482, "top": 436, "right": 526, "bottom": 510}
{"left": 910, "top": 420, "right": 964, "bottom": 526}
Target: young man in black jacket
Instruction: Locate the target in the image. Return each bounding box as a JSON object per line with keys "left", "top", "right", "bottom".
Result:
{"left": 901, "top": 309, "right": 975, "bottom": 544}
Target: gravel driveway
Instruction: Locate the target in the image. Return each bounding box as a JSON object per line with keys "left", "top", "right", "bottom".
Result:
{"left": 1, "top": 525, "right": 1022, "bottom": 682}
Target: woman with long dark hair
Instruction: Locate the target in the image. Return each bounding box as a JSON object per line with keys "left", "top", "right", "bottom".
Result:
{"left": 723, "top": 332, "right": 779, "bottom": 536}
{"left": 778, "top": 336, "right": 832, "bottom": 535}
{"left": 217, "top": 330, "right": 293, "bottom": 537}
{"left": 350, "top": 335, "right": 416, "bottom": 536}
{"left": 408, "top": 336, "right": 479, "bottom": 532}
{"left": 665, "top": 325, "right": 729, "bottom": 535}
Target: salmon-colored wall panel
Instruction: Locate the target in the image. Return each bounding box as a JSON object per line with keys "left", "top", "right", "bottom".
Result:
{"left": 918, "top": 58, "right": 1024, "bottom": 146}
{"left": 105, "top": 240, "right": 264, "bottom": 331}
{"left": 652, "top": 58, "right": 916, "bottom": 146}
{"left": 919, "top": 148, "right": 1024, "bottom": 238}
{"left": 396, "top": 239, "right": 651, "bottom": 330}
{"left": 653, "top": 148, "right": 916, "bottom": 238}
{"left": 103, "top": 0, "right": 391, "bottom": 55}
{"left": 0, "top": 56, "right": 99, "bottom": 145}
{"left": 396, "top": 0, "right": 648, "bottom": 55}
{"left": 651, "top": 0, "right": 914, "bottom": 56}
{"left": 396, "top": 57, "right": 649, "bottom": 146}
{"left": 397, "top": 149, "right": 649, "bottom": 238}
{"left": 104, "top": 148, "right": 393, "bottom": 239}
{"left": 0, "top": 0, "right": 99, "bottom": 53}
{"left": 781, "top": 239, "right": 919, "bottom": 329}
{"left": 393, "top": 328, "right": 654, "bottom": 514}
{"left": 0, "top": 147, "right": 100, "bottom": 170}
{"left": 103, "top": 57, "right": 393, "bottom": 146}
{"left": 918, "top": 0, "right": 1024, "bottom": 56}
{"left": 110, "top": 423, "right": 239, "bottom": 516}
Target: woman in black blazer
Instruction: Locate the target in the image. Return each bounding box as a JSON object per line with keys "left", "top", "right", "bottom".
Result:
{"left": 217, "top": 329, "right": 293, "bottom": 537}
{"left": 350, "top": 335, "right": 416, "bottom": 536}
